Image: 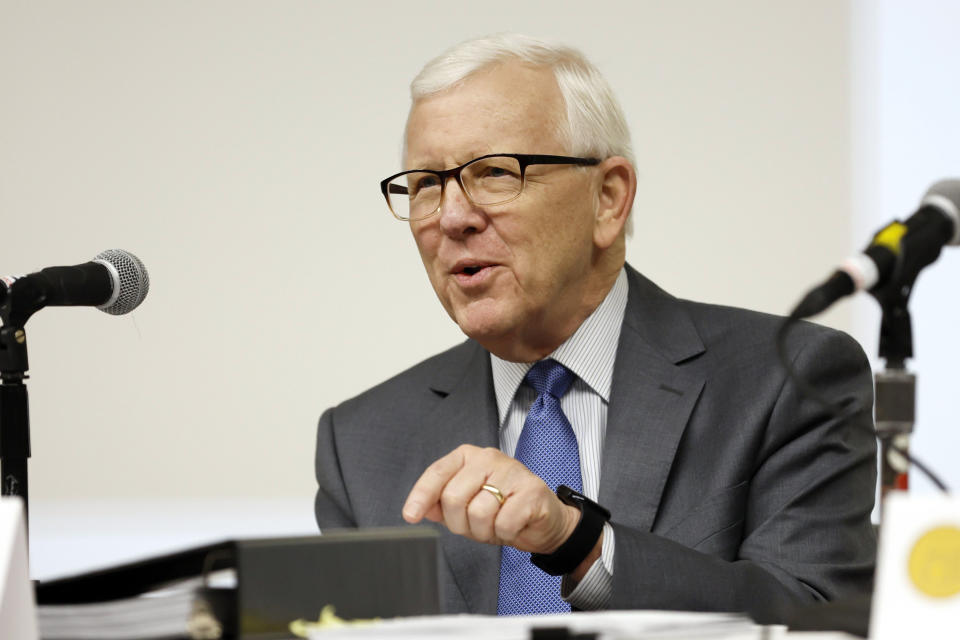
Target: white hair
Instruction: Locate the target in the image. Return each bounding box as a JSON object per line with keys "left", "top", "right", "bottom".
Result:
{"left": 408, "top": 33, "right": 635, "bottom": 235}
{"left": 411, "top": 33, "right": 634, "bottom": 165}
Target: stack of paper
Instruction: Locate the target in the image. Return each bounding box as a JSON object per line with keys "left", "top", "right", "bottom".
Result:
{"left": 302, "top": 610, "right": 766, "bottom": 640}
{"left": 38, "top": 572, "right": 236, "bottom": 640}
{"left": 39, "top": 589, "right": 203, "bottom": 639}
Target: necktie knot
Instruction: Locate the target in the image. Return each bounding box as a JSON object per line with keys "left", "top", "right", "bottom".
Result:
{"left": 524, "top": 359, "right": 575, "bottom": 399}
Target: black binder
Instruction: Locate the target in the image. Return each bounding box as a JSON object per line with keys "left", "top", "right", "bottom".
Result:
{"left": 35, "top": 527, "right": 441, "bottom": 639}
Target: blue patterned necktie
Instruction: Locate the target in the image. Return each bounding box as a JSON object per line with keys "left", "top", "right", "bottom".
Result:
{"left": 497, "top": 359, "right": 583, "bottom": 615}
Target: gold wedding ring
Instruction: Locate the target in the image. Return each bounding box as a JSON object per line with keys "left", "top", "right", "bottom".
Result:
{"left": 481, "top": 484, "right": 506, "bottom": 505}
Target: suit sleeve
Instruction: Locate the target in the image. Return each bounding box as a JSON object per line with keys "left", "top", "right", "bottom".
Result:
{"left": 607, "top": 327, "right": 877, "bottom": 623}
{"left": 315, "top": 407, "right": 358, "bottom": 531}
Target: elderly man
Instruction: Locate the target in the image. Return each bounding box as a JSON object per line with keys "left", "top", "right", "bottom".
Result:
{"left": 315, "top": 34, "right": 876, "bottom": 619}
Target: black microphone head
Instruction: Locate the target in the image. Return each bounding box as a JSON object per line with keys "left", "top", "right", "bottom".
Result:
{"left": 922, "top": 179, "right": 960, "bottom": 246}
{"left": 93, "top": 249, "right": 149, "bottom": 315}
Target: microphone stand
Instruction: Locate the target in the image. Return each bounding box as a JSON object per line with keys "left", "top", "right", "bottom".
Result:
{"left": 872, "top": 295, "right": 914, "bottom": 506}
{"left": 0, "top": 277, "right": 47, "bottom": 533}
{"left": 0, "top": 328, "right": 31, "bottom": 523}
{"left": 870, "top": 237, "right": 951, "bottom": 516}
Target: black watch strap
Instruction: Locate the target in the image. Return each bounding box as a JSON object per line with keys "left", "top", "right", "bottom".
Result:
{"left": 530, "top": 485, "right": 611, "bottom": 576}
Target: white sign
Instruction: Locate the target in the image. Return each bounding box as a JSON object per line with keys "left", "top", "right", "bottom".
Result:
{"left": 871, "top": 492, "right": 960, "bottom": 639}
{"left": 0, "top": 498, "right": 38, "bottom": 640}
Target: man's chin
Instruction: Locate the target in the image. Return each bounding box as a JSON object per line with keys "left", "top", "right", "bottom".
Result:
{"left": 452, "top": 305, "right": 515, "bottom": 345}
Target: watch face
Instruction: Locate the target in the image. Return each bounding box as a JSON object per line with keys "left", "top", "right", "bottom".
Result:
{"left": 556, "top": 484, "right": 582, "bottom": 506}
{"left": 557, "top": 484, "right": 611, "bottom": 519}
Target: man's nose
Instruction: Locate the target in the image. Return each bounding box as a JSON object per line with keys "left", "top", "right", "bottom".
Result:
{"left": 438, "top": 177, "right": 487, "bottom": 238}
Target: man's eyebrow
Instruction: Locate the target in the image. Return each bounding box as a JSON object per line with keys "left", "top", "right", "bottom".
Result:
{"left": 408, "top": 160, "right": 447, "bottom": 171}
{"left": 406, "top": 150, "right": 497, "bottom": 171}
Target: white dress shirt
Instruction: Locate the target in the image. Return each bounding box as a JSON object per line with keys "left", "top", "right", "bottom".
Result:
{"left": 490, "top": 267, "right": 628, "bottom": 610}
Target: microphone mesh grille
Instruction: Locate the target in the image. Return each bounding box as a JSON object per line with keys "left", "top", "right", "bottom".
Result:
{"left": 925, "top": 179, "right": 960, "bottom": 245}
{"left": 927, "top": 179, "right": 960, "bottom": 205}
{"left": 94, "top": 249, "right": 149, "bottom": 315}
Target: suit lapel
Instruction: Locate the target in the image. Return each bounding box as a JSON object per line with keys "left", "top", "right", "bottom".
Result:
{"left": 422, "top": 342, "right": 501, "bottom": 614}
{"left": 600, "top": 267, "right": 706, "bottom": 533}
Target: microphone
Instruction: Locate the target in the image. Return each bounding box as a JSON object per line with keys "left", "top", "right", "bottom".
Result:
{"left": 790, "top": 179, "right": 960, "bottom": 319}
{"left": 0, "top": 249, "right": 149, "bottom": 316}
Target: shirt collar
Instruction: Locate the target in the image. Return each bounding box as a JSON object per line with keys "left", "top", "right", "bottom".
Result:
{"left": 490, "top": 267, "right": 629, "bottom": 427}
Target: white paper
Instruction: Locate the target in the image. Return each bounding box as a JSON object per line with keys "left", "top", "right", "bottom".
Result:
{"left": 0, "top": 497, "right": 39, "bottom": 640}
{"left": 304, "top": 610, "right": 763, "bottom": 640}
{"left": 871, "top": 492, "right": 960, "bottom": 639}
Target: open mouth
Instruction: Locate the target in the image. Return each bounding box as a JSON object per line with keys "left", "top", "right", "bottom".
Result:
{"left": 452, "top": 261, "right": 497, "bottom": 281}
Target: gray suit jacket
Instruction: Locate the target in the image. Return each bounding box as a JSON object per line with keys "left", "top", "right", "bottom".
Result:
{"left": 315, "top": 266, "right": 877, "bottom": 621}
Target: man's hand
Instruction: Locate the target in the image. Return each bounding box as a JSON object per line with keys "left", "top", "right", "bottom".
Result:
{"left": 402, "top": 444, "right": 581, "bottom": 555}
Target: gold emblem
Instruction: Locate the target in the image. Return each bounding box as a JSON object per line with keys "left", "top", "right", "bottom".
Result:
{"left": 908, "top": 525, "right": 960, "bottom": 598}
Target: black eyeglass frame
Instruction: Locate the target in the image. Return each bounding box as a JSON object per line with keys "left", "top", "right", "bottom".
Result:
{"left": 380, "top": 153, "right": 601, "bottom": 221}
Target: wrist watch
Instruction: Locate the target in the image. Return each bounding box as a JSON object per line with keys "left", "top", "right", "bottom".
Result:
{"left": 530, "top": 484, "right": 612, "bottom": 576}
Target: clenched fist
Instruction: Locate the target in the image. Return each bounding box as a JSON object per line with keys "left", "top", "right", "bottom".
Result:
{"left": 402, "top": 444, "right": 581, "bottom": 555}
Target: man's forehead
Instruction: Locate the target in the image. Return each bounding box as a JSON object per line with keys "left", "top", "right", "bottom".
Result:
{"left": 403, "top": 61, "right": 566, "bottom": 168}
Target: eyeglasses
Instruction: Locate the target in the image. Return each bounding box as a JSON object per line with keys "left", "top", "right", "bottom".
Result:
{"left": 380, "top": 153, "right": 601, "bottom": 221}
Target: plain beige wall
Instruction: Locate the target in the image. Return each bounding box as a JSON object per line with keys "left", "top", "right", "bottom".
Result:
{"left": 0, "top": 0, "right": 856, "bottom": 571}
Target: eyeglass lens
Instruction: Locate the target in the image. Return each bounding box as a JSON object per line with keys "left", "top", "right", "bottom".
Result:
{"left": 386, "top": 156, "right": 523, "bottom": 220}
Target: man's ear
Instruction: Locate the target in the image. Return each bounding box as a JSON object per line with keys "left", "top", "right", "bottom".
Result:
{"left": 593, "top": 157, "right": 636, "bottom": 249}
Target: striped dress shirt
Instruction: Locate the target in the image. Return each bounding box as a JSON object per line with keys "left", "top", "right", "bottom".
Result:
{"left": 490, "top": 267, "right": 628, "bottom": 610}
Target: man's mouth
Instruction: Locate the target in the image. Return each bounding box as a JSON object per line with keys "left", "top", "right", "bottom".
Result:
{"left": 451, "top": 261, "right": 498, "bottom": 282}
